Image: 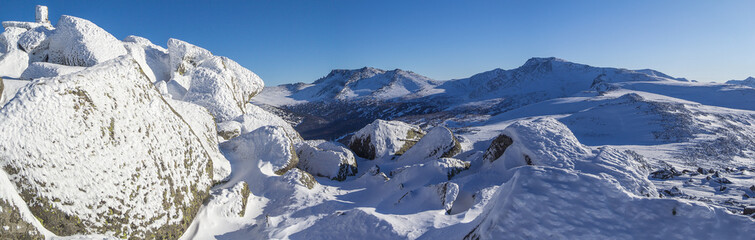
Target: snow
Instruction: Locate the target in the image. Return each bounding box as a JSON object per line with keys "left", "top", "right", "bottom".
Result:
{"left": 123, "top": 35, "right": 170, "bottom": 82}
{"left": 17, "top": 26, "right": 52, "bottom": 53}
{"left": 47, "top": 15, "right": 127, "bottom": 67}
{"left": 233, "top": 103, "right": 302, "bottom": 142}
{"left": 397, "top": 127, "right": 461, "bottom": 164}
{"left": 19, "top": 62, "right": 84, "bottom": 80}
{"left": 0, "top": 56, "right": 215, "bottom": 238}
{"left": 349, "top": 119, "right": 425, "bottom": 160}
{"left": 296, "top": 140, "right": 358, "bottom": 181}
{"left": 221, "top": 125, "right": 299, "bottom": 176}
{"left": 168, "top": 38, "right": 264, "bottom": 122}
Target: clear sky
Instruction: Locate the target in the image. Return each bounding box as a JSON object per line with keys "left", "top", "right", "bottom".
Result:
{"left": 2, "top": 1, "right": 753, "bottom": 85}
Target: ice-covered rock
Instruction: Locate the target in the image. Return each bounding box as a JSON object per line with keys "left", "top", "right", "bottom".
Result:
{"left": 0, "top": 27, "right": 26, "bottom": 53}
{"left": 47, "top": 15, "right": 126, "bottom": 67}
{"left": 17, "top": 26, "right": 52, "bottom": 53}
{"left": 397, "top": 126, "right": 462, "bottom": 163}
{"left": 123, "top": 35, "right": 170, "bottom": 82}
{"left": 0, "top": 56, "right": 216, "bottom": 238}
{"left": 296, "top": 140, "right": 358, "bottom": 181}
{"left": 19, "top": 62, "right": 84, "bottom": 79}
{"left": 464, "top": 166, "right": 753, "bottom": 240}
{"left": 35, "top": 5, "right": 49, "bottom": 24}
{"left": 348, "top": 119, "right": 425, "bottom": 160}
{"left": 221, "top": 125, "right": 299, "bottom": 175}
{"left": 218, "top": 120, "right": 243, "bottom": 140}
{"left": 167, "top": 39, "right": 264, "bottom": 122}
{"left": 0, "top": 169, "right": 51, "bottom": 238}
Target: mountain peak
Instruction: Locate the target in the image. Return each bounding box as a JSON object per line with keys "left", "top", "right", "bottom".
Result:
{"left": 522, "top": 57, "right": 567, "bottom": 67}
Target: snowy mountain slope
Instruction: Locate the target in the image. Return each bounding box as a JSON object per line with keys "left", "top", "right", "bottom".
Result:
{"left": 727, "top": 76, "right": 755, "bottom": 88}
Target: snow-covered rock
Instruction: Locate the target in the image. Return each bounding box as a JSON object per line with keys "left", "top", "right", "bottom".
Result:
{"left": 221, "top": 125, "right": 299, "bottom": 175}
{"left": 217, "top": 120, "right": 243, "bottom": 140}
{"left": 397, "top": 126, "right": 462, "bottom": 163}
{"left": 465, "top": 166, "right": 753, "bottom": 240}
{"left": 348, "top": 119, "right": 425, "bottom": 160}
{"left": 0, "top": 56, "right": 216, "bottom": 238}
{"left": 47, "top": 15, "right": 126, "bottom": 67}
{"left": 296, "top": 140, "right": 358, "bottom": 181}
{"left": 167, "top": 98, "right": 232, "bottom": 181}
{"left": 233, "top": 104, "right": 301, "bottom": 142}
{"left": 0, "top": 169, "right": 51, "bottom": 238}
{"left": 16, "top": 26, "right": 52, "bottom": 53}
{"left": 123, "top": 35, "right": 170, "bottom": 82}
{"left": 0, "top": 50, "right": 28, "bottom": 78}
{"left": 167, "top": 38, "right": 264, "bottom": 122}
{"left": 0, "top": 27, "right": 26, "bottom": 54}
{"left": 19, "top": 62, "right": 84, "bottom": 79}
{"left": 390, "top": 158, "right": 470, "bottom": 188}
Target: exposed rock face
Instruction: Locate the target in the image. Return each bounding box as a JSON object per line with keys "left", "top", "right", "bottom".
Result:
{"left": 221, "top": 125, "right": 299, "bottom": 175}
{"left": 397, "top": 127, "right": 462, "bottom": 163}
{"left": 20, "top": 62, "right": 84, "bottom": 79}
{"left": 296, "top": 140, "right": 358, "bottom": 181}
{"left": 47, "top": 15, "right": 127, "bottom": 67}
{"left": 0, "top": 56, "right": 215, "bottom": 238}
{"left": 167, "top": 39, "right": 264, "bottom": 122}
{"left": 482, "top": 134, "right": 513, "bottom": 162}
{"left": 348, "top": 119, "right": 425, "bottom": 160}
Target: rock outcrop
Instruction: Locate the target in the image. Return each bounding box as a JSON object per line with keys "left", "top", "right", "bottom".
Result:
{"left": 47, "top": 15, "right": 127, "bottom": 67}
{"left": 348, "top": 119, "right": 425, "bottom": 160}
{"left": 0, "top": 56, "right": 216, "bottom": 238}
{"left": 296, "top": 140, "right": 358, "bottom": 181}
{"left": 397, "top": 126, "right": 462, "bottom": 163}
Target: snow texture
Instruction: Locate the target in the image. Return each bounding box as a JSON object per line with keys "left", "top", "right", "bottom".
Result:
{"left": 397, "top": 126, "right": 462, "bottom": 163}
{"left": 0, "top": 56, "right": 215, "bottom": 238}
{"left": 349, "top": 119, "right": 425, "bottom": 160}
{"left": 168, "top": 38, "right": 264, "bottom": 122}
{"left": 20, "top": 62, "right": 84, "bottom": 80}
{"left": 296, "top": 140, "right": 358, "bottom": 181}
{"left": 46, "top": 15, "right": 126, "bottom": 67}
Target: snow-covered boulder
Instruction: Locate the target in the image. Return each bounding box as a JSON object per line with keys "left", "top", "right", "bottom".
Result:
{"left": 495, "top": 117, "right": 656, "bottom": 197}
{"left": 218, "top": 120, "right": 243, "bottom": 140}
{"left": 233, "top": 104, "right": 302, "bottom": 142}
{"left": 397, "top": 126, "right": 462, "bottom": 163}
{"left": 221, "top": 125, "right": 299, "bottom": 175}
{"left": 0, "top": 56, "right": 216, "bottom": 238}
{"left": 167, "top": 39, "right": 264, "bottom": 122}
{"left": 47, "top": 15, "right": 126, "bottom": 67}
{"left": 20, "top": 62, "right": 84, "bottom": 79}
{"left": 123, "top": 35, "right": 170, "bottom": 82}
{"left": 348, "top": 119, "right": 425, "bottom": 160}
{"left": 0, "top": 27, "right": 26, "bottom": 53}
{"left": 296, "top": 140, "right": 358, "bottom": 181}
{"left": 17, "top": 26, "right": 52, "bottom": 53}
{"left": 0, "top": 50, "right": 29, "bottom": 78}
{"left": 465, "top": 166, "right": 754, "bottom": 240}
{"left": 167, "top": 99, "right": 232, "bottom": 181}
{"left": 390, "top": 158, "right": 470, "bottom": 188}
{"left": 282, "top": 168, "right": 318, "bottom": 190}
{"left": 0, "top": 170, "right": 50, "bottom": 238}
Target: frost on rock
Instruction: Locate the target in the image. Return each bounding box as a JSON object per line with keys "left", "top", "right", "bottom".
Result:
{"left": 123, "top": 35, "right": 170, "bottom": 83}
{"left": 0, "top": 170, "right": 48, "bottom": 239}
{"left": 397, "top": 126, "right": 462, "bottom": 163}
{"left": 348, "top": 119, "right": 425, "bottom": 160}
{"left": 20, "top": 62, "right": 84, "bottom": 80}
{"left": 233, "top": 104, "right": 302, "bottom": 142}
{"left": 465, "top": 166, "right": 754, "bottom": 240}
{"left": 168, "top": 39, "right": 264, "bottom": 122}
{"left": 296, "top": 140, "right": 358, "bottom": 181}
{"left": 217, "top": 120, "right": 242, "bottom": 141}
{"left": 17, "top": 26, "right": 52, "bottom": 53}
{"left": 221, "top": 125, "right": 299, "bottom": 176}
{"left": 0, "top": 56, "right": 215, "bottom": 238}
{"left": 167, "top": 99, "right": 232, "bottom": 182}
{"left": 0, "top": 27, "right": 29, "bottom": 78}
{"left": 47, "top": 15, "right": 126, "bottom": 67}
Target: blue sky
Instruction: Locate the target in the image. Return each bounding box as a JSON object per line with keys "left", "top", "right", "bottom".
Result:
{"left": 2, "top": 1, "right": 753, "bottom": 85}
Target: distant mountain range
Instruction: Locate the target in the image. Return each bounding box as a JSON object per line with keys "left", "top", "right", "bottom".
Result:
{"left": 254, "top": 57, "right": 753, "bottom": 140}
